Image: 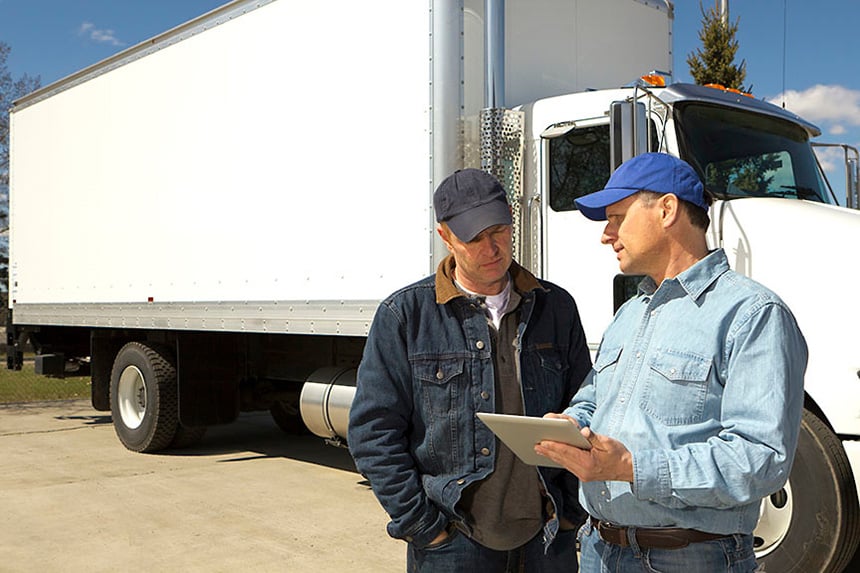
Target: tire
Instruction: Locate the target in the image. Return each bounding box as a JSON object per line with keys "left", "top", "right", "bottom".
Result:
{"left": 109, "top": 342, "right": 179, "bottom": 453}
{"left": 755, "top": 408, "right": 860, "bottom": 572}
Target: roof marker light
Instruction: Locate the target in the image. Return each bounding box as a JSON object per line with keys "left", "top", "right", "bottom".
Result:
{"left": 640, "top": 73, "right": 666, "bottom": 87}
{"left": 704, "top": 83, "right": 754, "bottom": 98}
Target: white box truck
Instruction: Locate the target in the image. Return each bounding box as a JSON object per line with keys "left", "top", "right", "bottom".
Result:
{"left": 7, "top": 0, "right": 860, "bottom": 570}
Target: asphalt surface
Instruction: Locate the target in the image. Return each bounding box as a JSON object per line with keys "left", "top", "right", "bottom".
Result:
{"left": 0, "top": 400, "right": 404, "bottom": 572}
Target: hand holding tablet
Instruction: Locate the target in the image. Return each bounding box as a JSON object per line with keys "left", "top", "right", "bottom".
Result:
{"left": 476, "top": 412, "right": 592, "bottom": 468}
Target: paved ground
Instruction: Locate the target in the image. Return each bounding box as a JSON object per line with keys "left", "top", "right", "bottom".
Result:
{"left": 0, "top": 400, "right": 404, "bottom": 573}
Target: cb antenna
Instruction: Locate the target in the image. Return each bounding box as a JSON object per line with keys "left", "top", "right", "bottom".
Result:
{"left": 782, "top": 0, "right": 787, "bottom": 108}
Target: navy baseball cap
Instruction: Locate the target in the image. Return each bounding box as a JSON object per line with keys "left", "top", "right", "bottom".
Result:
{"left": 433, "top": 168, "right": 512, "bottom": 242}
{"left": 574, "top": 153, "right": 706, "bottom": 221}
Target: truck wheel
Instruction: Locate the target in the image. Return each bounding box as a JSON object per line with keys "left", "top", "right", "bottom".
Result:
{"left": 110, "top": 342, "right": 179, "bottom": 453}
{"left": 754, "top": 408, "right": 860, "bottom": 572}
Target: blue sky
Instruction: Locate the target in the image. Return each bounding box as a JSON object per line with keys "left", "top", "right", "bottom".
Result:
{"left": 1, "top": 0, "right": 858, "bottom": 201}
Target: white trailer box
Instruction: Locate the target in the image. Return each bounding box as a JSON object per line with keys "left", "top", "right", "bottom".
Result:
{"left": 9, "top": 0, "right": 671, "bottom": 317}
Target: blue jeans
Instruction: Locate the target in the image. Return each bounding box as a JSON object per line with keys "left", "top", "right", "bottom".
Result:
{"left": 407, "top": 527, "right": 578, "bottom": 573}
{"left": 578, "top": 520, "right": 756, "bottom": 573}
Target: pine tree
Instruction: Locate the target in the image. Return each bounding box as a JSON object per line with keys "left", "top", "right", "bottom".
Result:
{"left": 686, "top": 3, "right": 778, "bottom": 199}
{"left": 686, "top": 3, "right": 747, "bottom": 91}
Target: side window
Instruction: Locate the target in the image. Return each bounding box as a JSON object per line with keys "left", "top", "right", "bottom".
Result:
{"left": 548, "top": 125, "right": 611, "bottom": 212}
{"left": 548, "top": 120, "right": 659, "bottom": 212}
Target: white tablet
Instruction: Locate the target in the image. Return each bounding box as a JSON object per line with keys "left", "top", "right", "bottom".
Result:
{"left": 476, "top": 412, "right": 591, "bottom": 468}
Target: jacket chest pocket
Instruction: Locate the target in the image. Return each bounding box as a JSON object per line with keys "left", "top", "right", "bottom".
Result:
{"left": 640, "top": 350, "right": 712, "bottom": 426}
{"left": 413, "top": 357, "right": 466, "bottom": 416}
{"left": 521, "top": 347, "right": 568, "bottom": 407}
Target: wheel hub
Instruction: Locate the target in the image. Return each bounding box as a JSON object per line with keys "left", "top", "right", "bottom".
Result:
{"left": 754, "top": 483, "right": 793, "bottom": 557}
{"left": 117, "top": 365, "right": 147, "bottom": 430}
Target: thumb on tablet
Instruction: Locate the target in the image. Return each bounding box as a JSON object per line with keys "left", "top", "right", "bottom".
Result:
{"left": 543, "top": 412, "right": 578, "bottom": 427}
{"left": 580, "top": 425, "right": 594, "bottom": 442}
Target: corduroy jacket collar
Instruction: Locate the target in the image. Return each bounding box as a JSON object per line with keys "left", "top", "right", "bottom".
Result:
{"left": 434, "top": 254, "right": 546, "bottom": 304}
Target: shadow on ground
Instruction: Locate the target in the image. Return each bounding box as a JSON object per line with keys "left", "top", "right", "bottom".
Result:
{"left": 85, "top": 409, "right": 361, "bottom": 473}
{"left": 55, "top": 414, "right": 113, "bottom": 426}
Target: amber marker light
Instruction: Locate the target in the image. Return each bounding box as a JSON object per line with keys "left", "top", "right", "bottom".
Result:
{"left": 640, "top": 73, "right": 666, "bottom": 87}
{"left": 704, "top": 83, "right": 755, "bottom": 98}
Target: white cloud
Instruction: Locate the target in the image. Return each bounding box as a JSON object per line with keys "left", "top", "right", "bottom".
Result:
{"left": 78, "top": 21, "right": 125, "bottom": 47}
{"left": 772, "top": 84, "right": 860, "bottom": 138}
{"left": 777, "top": 85, "right": 860, "bottom": 124}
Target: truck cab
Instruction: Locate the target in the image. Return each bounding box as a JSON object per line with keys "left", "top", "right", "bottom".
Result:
{"left": 521, "top": 79, "right": 860, "bottom": 571}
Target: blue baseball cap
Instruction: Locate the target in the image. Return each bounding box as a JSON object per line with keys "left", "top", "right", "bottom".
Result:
{"left": 574, "top": 153, "right": 706, "bottom": 221}
{"left": 433, "top": 168, "right": 512, "bottom": 242}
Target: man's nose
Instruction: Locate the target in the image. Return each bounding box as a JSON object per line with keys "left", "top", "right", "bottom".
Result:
{"left": 600, "top": 224, "right": 615, "bottom": 245}
{"left": 480, "top": 235, "right": 500, "bottom": 253}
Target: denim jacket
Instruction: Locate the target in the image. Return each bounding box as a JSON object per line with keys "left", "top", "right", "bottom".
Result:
{"left": 348, "top": 256, "right": 591, "bottom": 548}
{"left": 565, "top": 249, "right": 807, "bottom": 535}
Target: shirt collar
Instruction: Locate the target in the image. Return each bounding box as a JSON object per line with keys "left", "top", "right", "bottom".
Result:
{"left": 639, "top": 248, "right": 731, "bottom": 301}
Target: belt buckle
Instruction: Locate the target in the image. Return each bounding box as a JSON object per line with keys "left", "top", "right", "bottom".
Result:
{"left": 597, "top": 519, "right": 618, "bottom": 534}
{"left": 596, "top": 519, "right": 629, "bottom": 548}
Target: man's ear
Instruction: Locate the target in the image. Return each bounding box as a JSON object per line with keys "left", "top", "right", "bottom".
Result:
{"left": 437, "top": 224, "right": 453, "bottom": 251}
{"left": 660, "top": 193, "right": 681, "bottom": 228}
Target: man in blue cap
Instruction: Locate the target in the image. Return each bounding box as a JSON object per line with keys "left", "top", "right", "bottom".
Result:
{"left": 349, "top": 168, "right": 591, "bottom": 571}
{"left": 536, "top": 153, "right": 808, "bottom": 572}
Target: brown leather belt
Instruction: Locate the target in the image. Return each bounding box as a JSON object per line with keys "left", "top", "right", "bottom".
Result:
{"left": 590, "top": 517, "right": 728, "bottom": 550}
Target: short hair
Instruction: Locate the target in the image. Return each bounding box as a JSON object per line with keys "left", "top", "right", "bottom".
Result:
{"left": 638, "top": 190, "right": 711, "bottom": 230}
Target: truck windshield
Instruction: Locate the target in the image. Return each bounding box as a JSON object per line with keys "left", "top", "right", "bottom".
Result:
{"left": 674, "top": 103, "right": 833, "bottom": 204}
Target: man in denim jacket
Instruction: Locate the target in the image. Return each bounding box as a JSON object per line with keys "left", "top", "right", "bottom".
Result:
{"left": 348, "top": 168, "right": 591, "bottom": 572}
{"left": 536, "top": 153, "right": 807, "bottom": 572}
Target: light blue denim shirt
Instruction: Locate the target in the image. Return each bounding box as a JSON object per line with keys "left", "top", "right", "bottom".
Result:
{"left": 565, "top": 249, "right": 807, "bottom": 535}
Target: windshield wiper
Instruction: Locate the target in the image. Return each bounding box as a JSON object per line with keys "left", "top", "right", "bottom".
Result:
{"left": 779, "top": 185, "right": 823, "bottom": 202}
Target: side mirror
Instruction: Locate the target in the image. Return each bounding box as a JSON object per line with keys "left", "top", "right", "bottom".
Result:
{"left": 610, "top": 100, "right": 647, "bottom": 171}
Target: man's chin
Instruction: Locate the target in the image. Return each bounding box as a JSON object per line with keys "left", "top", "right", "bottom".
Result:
{"left": 618, "top": 261, "right": 635, "bottom": 275}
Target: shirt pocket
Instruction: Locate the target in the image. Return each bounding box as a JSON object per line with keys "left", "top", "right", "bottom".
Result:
{"left": 593, "top": 346, "right": 622, "bottom": 406}
{"left": 412, "top": 357, "right": 466, "bottom": 417}
{"left": 594, "top": 346, "right": 622, "bottom": 374}
{"left": 640, "top": 350, "right": 712, "bottom": 426}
